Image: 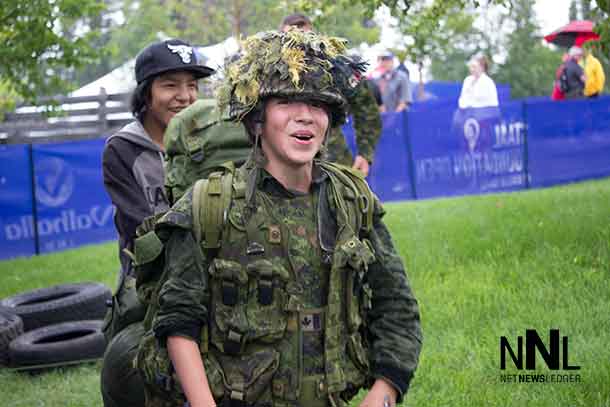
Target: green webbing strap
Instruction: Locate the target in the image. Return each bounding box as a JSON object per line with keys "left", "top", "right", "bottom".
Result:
{"left": 192, "top": 178, "right": 208, "bottom": 244}
{"left": 323, "top": 173, "right": 349, "bottom": 398}
{"left": 205, "top": 172, "right": 223, "bottom": 249}
{"left": 321, "top": 162, "right": 374, "bottom": 235}
{"left": 346, "top": 173, "right": 374, "bottom": 234}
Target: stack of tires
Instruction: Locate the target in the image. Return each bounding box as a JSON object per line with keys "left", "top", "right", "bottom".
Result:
{"left": 0, "top": 282, "right": 111, "bottom": 370}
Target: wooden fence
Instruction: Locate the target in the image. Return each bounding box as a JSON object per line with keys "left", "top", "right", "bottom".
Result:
{"left": 0, "top": 88, "right": 132, "bottom": 144}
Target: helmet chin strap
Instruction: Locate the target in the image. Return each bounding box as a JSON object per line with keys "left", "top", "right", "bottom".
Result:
{"left": 246, "top": 119, "right": 265, "bottom": 212}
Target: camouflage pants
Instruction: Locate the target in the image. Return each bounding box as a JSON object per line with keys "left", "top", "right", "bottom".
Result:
{"left": 101, "top": 321, "right": 146, "bottom": 407}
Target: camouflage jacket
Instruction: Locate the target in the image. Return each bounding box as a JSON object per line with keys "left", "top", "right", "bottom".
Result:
{"left": 147, "top": 163, "right": 421, "bottom": 405}
{"left": 326, "top": 80, "right": 382, "bottom": 166}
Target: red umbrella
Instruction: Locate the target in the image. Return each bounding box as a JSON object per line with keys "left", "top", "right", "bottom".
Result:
{"left": 544, "top": 20, "right": 600, "bottom": 48}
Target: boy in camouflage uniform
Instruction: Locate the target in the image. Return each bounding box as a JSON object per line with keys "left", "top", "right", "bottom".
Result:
{"left": 137, "top": 30, "right": 421, "bottom": 407}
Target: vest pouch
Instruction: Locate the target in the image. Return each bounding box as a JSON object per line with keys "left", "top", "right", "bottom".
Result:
{"left": 209, "top": 259, "right": 249, "bottom": 306}
{"left": 209, "top": 259, "right": 249, "bottom": 352}
{"left": 245, "top": 259, "right": 291, "bottom": 343}
{"left": 215, "top": 348, "right": 280, "bottom": 406}
{"left": 335, "top": 237, "right": 375, "bottom": 333}
{"left": 133, "top": 230, "right": 165, "bottom": 305}
{"left": 335, "top": 237, "right": 375, "bottom": 272}
{"left": 101, "top": 273, "right": 146, "bottom": 342}
{"left": 346, "top": 332, "right": 369, "bottom": 372}
{"left": 334, "top": 237, "right": 374, "bottom": 385}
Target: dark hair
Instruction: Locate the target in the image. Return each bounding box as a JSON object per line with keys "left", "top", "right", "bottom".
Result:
{"left": 130, "top": 78, "right": 153, "bottom": 121}
{"left": 279, "top": 13, "right": 312, "bottom": 30}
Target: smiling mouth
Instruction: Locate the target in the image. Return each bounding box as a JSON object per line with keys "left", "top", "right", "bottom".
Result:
{"left": 292, "top": 134, "right": 314, "bottom": 141}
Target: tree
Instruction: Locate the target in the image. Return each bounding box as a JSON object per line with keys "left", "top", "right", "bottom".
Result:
{"left": 312, "top": 6, "right": 380, "bottom": 46}
{"left": 581, "top": 0, "right": 593, "bottom": 19}
{"left": 494, "top": 0, "right": 561, "bottom": 98}
{"left": 427, "top": 12, "right": 482, "bottom": 83}
{"left": 96, "top": 0, "right": 379, "bottom": 83}
{"left": 569, "top": 0, "right": 580, "bottom": 20}
{"left": 299, "top": 0, "right": 610, "bottom": 61}
{"left": 0, "top": 0, "right": 104, "bottom": 103}
{"left": 415, "top": 8, "right": 484, "bottom": 83}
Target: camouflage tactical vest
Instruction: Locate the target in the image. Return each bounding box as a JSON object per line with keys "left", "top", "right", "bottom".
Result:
{"left": 136, "top": 162, "right": 377, "bottom": 407}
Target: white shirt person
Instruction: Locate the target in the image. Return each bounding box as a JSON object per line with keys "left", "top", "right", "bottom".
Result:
{"left": 458, "top": 56, "right": 499, "bottom": 108}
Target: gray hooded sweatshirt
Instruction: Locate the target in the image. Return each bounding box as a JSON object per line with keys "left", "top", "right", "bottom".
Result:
{"left": 102, "top": 121, "right": 170, "bottom": 275}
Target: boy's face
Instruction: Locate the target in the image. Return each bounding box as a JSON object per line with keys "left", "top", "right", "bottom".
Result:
{"left": 261, "top": 97, "right": 329, "bottom": 170}
{"left": 147, "top": 71, "right": 198, "bottom": 130}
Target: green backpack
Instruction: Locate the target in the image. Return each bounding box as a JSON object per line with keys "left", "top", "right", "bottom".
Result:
{"left": 102, "top": 100, "right": 250, "bottom": 342}
{"left": 163, "top": 99, "right": 251, "bottom": 204}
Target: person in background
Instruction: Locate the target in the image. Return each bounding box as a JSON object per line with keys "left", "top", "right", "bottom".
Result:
{"left": 367, "top": 78, "right": 384, "bottom": 110}
{"left": 563, "top": 46, "right": 586, "bottom": 99}
{"left": 374, "top": 50, "right": 413, "bottom": 112}
{"left": 279, "top": 13, "right": 381, "bottom": 177}
{"left": 551, "top": 53, "right": 569, "bottom": 101}
{"left": 458, "top": 55, "right": 499, "bottom": 108}
{"left": 100, "top": 38, "right": 214, "bottom": 407}
{"left": 581, "top": 42, "right": 605, "bottom": 98}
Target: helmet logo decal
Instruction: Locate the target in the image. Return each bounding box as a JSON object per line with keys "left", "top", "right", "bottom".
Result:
{"left": 167, "top": 44, "right": 194, "bottom": 64}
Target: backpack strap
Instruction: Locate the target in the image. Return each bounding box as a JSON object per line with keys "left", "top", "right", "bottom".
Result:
{"left": 319, "top": 161, "right": 375, "bottom": 235}
{"left": 192, "top": 162, "right": 235, "bottom": 249}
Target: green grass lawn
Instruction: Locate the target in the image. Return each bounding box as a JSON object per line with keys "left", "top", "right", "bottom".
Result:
{"left": 1, "top": 178, "right": 609, "bottom": 406}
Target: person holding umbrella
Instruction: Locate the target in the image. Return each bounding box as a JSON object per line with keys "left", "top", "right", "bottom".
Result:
{"left": 544, "top": 20, "right": 602, "bottom": 100}
{"left": 563, "top": 46, "right": 586, "bottom": 99}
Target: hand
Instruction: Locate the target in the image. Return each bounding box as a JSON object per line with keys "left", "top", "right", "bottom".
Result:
{"left": 358, "top": 379, "right": 397, "bottom": 407}
{"left": 395, "top": 102, "right": 408, "bottom": 112}
{"left": 352, "top": 155, "right": 370, "bottom": 177}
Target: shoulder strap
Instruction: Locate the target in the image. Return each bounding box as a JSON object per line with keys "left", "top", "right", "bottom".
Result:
{"left": 320, "top": 161, "right": 375, "bottom": 235}
{"left": 192, "top": 162, "right": 235, "bottom": 249}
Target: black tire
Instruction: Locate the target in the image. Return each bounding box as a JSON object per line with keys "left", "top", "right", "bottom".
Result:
{"left": 0, "top": 307, "right": 24, "bottom": 366}
{"left": 9, "top": 320, "right": 106, "bottom": 368}
{"left": 0, "top": 282, "right": 111, "bottom": 331}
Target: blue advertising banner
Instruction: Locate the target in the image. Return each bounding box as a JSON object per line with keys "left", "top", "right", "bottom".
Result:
{"left": 526, "top": 96, "right": 610, "bottom": 187}
{"left": 31, "top": 138, "right": 116, "bottom": 254}
{"left": 367, "top": 112, "right": 414, "bottom": 201}
{"left": 409, "top": 101, "right": 526, "bottom": 199}
{"left": 342, "top": 112, "right": 415, "bottom": 202}
{"left": 2, "top": 97, "right": 610, "bottom": 261}
{"left": 0, "top": 145, "right": 36, "bottom": 259}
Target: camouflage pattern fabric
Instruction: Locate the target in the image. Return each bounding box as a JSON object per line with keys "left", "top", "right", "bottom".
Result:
{"left": 138, "top": 162, "right": 422, "bottom": 407}
{"left": 163, "top": 99, "right": 251, "bottom": 204}
{"left": 216, "top": 30, "right": 366, "bottom": 128}
{"left": 326, "top": 80, "right": 382, "bottom": 166}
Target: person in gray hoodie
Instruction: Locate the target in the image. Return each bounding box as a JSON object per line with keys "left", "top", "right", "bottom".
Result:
{"left": 101, "top": 39, "right": 214, "bottom": 407}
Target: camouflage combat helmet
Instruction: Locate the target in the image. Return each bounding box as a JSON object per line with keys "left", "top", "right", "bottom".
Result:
{"left": 216, "top": 29, "right": 367, "bottom": 127}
